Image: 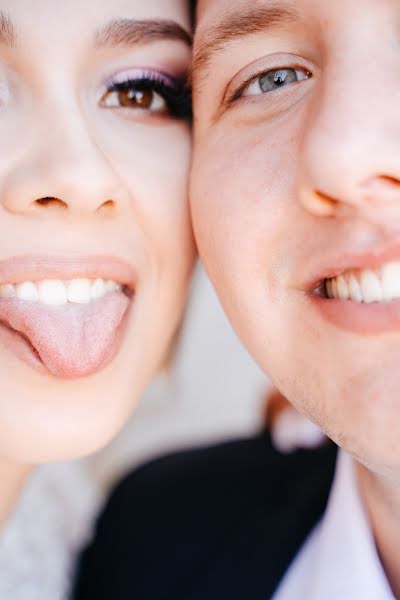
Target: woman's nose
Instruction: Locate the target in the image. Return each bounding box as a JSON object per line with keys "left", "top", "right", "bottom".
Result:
{"left": 297, "top": 55, "right": 400, "bottom": 226}
{"left": 0, "top": 104, "right": 128, "bottom": 217}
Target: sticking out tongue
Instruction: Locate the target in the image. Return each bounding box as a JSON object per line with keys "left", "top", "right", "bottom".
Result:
{"left": 0, "top": 292, "right": 130, "bottom": 378}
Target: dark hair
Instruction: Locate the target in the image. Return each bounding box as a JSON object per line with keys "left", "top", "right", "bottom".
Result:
{"left": 190, "top": 0, "right": 196, "bottom": 24}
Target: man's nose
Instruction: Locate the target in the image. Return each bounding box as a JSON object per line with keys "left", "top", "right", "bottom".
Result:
{"left": 0, "top": 103, "right": 128, "bottom": 217}
{"left": 297, "top": 56, "right": 400, "bottom": 226}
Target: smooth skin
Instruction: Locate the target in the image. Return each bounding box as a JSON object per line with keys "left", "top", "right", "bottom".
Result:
{"left": 0, "top": 0, "right": 194, "bottom": 523}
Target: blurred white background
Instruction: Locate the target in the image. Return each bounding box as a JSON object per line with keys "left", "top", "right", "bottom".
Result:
{"left": 93, "top": 263, "right": 268, "bottom": 488}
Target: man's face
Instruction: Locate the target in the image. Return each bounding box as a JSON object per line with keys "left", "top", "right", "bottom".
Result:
{"left": 191, "top": 0, "right": 400, "bottom": 476}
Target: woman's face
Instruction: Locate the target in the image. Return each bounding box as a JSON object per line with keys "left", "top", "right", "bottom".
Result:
{"left": 0, "top": 0, "right": 194, "bottom": 463}
{"left": 191, "top": 0, "right": 400, "bottom": 477}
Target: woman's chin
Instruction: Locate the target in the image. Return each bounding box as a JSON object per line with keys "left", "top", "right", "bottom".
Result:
{"left": 0, "top": 418, "right": 127, "bottom": 465}
{"left": 0, "top": 374, "right": 141, "bottom": 465}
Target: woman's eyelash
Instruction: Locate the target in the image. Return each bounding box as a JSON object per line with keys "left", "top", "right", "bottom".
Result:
{"left": 106, "top": 75, "right": 192, "bottom": 119}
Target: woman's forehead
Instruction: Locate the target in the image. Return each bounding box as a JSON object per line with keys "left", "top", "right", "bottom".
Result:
{"left": 0, "top": 0, "right": 191, "bottom": 32}
{"left": 0, "top": 0, "right": 191, "bottom": 62}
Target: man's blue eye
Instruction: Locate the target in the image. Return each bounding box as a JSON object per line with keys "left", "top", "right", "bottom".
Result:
{"left": 260, "top": 68, "right": 298, "bottom": 91}
{"left": 244, "top": 67, "right": 310, "bottom": 97}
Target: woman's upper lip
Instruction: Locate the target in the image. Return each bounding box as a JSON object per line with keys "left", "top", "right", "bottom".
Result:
{"left": 301, "top": 240, "right": 400, "bottom": 292}
{"left": 0, "top": 254, "right": 136, "bottom": 289}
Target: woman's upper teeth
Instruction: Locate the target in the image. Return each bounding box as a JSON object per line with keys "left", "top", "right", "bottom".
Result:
{"left": 0, "top": 278, "right": 121, "bottom": 305}
{"left": 326, "top": 261, "right": 400, "bottom": 303}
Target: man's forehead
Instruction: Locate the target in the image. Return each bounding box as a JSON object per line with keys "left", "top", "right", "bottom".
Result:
{"left": 196, "top": 0, "right": 297, "bottom": 21}
{"left": 194, "top": 0, "right": 299, "bottom": 52}
{"left": 193, "top": 0, "right": 299, "bottom": 81}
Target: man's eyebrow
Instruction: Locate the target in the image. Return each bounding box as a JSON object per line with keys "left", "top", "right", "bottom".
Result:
{"left": 193, "top": 4, "right": 298, "bottom": 77}
{"left": 95, "top": 18, "right": 192, "bottom": 48}
{"left": 0, "top": 12, "right": 16, "bottom": 46}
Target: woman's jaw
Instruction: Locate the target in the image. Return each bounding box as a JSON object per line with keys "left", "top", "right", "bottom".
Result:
{"left": 0, "top": 244, "right": 193, "bottom": 464}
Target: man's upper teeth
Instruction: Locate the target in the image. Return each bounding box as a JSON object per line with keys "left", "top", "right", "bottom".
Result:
{"left": 326, "top": 261, "right": 400, "bottom": 303}
{"left": 0, "top": 278, "right": 121, "bottom": 305}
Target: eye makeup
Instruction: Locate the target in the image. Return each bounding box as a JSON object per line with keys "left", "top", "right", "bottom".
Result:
{"left": 102, "top": 68, "right": 192, "bottom": 119}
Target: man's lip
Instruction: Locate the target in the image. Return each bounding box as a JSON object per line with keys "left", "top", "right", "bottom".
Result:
{"left": 310, "top": 296, "right": 400, "bottom": 335}
{"left": 0, "top": 254, "right": 137, "bottom": 290}
{"left": 301, "top": 240, "right": 400, "bottom": 293}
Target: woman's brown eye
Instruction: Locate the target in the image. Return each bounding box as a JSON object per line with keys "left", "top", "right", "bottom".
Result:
{"left": 118, "top": 88, "right": 153, "bottom": 109}
{"left": 102, "top": 86, "right": 166, "bottom": 112}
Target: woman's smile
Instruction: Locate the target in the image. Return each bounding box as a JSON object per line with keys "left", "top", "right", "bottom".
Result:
{"left": 0, "top": 254, "right": 136, "bottom": 377}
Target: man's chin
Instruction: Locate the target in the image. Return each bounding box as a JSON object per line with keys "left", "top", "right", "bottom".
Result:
{"left": 315, "top": 383, "right": 400, "bottom": 478}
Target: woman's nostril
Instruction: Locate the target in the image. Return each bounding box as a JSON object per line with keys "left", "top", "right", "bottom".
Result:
{"left": 34, "top": 197, "right": 68, "bottom": 210}
{"left": 97, "top": 199, "right": 116, "bottom": 214}
{"left": 378, "top": 175, "right": 400, "bottom": 187}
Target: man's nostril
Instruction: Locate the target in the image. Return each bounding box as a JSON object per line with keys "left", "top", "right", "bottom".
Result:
{"left": 34, "top": 197, "right": 68, "bottom": 210}
{"left": 303, "top": 190, "right": 339, "bottom": 217}
{"left": 315, "top": 191, "right": 340, "bottom": 208}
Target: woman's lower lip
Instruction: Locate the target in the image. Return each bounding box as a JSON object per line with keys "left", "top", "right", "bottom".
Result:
{"left": 310, "top": 295, "right": 400, "bottom": 335}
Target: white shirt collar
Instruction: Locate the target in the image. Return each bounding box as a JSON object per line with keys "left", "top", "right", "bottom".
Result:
{"left": 273, "top": 450, "right": 395, "bottom": 600}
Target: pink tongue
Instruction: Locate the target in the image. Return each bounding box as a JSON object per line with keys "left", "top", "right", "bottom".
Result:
{"left": 0, "top": 292, "right": 129, "bottom": 378}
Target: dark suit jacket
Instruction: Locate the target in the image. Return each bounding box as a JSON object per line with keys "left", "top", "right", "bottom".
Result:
{"left": 73, "top": 430, "right": 337, "bottom": 600}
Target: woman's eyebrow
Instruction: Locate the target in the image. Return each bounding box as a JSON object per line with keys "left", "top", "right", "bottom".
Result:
{"left": 0, "top": 12, "right": 16, "bottom": 46}
{"left": 95, "top": 18, "right": 192, "bottom": 49}
{"left": 193, "top": 3, "right": 298, "bottom": 80}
